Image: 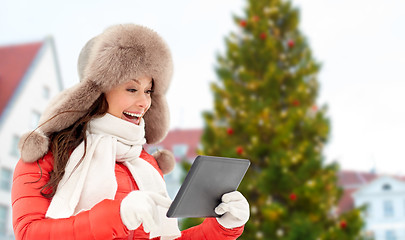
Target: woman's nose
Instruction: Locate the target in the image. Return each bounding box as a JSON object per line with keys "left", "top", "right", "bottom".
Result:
{"left": 136, "top": 93, "right": 149, "bottom": 108}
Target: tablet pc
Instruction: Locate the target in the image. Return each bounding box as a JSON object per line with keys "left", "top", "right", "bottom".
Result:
{"left": 166, "top": 155, "right": 250, "bottom": 218}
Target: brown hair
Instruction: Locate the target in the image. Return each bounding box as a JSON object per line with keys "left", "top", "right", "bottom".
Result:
{"left": 40, "top": 94, "right": 108, "bottom": 198}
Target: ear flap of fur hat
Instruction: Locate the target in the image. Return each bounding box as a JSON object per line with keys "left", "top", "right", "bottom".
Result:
{"left": 19, "top": 81, "right": 102, "bottom": 162}
{"left": 19, "top": 24, "right": 175, "bottom": 170}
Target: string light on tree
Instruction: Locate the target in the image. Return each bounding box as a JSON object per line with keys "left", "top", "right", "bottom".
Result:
{"left": 276, "top": 229, "right": 284, "bottom": 237}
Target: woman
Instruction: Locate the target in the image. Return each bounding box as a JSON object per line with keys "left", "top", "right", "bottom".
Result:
{"left": 12, "top": 24, "right": 249, "bottom": 240}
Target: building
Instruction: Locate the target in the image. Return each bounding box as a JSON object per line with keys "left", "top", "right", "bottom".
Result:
{"left": 0, "top": 38, "right": 63, "bottom": 239}
{"left": 145, "top": 129, "right": 203, "bottom": 199}
{"left": 353, "top": 175, "right": 405, "bottom": 240}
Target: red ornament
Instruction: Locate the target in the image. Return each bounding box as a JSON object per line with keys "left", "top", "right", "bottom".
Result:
{"left": 260, "top": 32, "right": 267, "bottom": 40}
{"left": 252, "top": 15, "right": 260, "bottom": 22}
{"left": 239, "top": 20, "right": 247, "bottom": 27}
{"left": 340, "top": 220, "right": 347, "bottom": 229}
{"left": 289, "top": 193, "right": 297, "bottom": 201}
{"left": 292, "top": 99, "right": 300, "bottom": 106}
{"left": 288, "top": 40, "right": 295, "bottom": 48}
{"left": 311, "top": 105, "right": 318, "bottom": 111}
{"left": 227, "top": 128, "right": 234, "bottom": 135}
{"left": 236, "top": 146, "right": 244, "bottom": 155}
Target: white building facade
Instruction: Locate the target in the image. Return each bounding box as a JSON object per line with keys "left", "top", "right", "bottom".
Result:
{"left": 0, "top": 37, "right": 63, "bottom": 239}
{"left": 353, "top": 176, "right": 405, "bottom": 240}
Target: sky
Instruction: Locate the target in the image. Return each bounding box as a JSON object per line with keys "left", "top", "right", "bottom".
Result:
{"left": 1, "top": 0, "right": 405, "bottom": 175}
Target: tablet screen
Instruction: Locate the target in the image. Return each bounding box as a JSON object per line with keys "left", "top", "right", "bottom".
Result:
{"left": 166, "top": 155, "right": 250, "bottom": 218}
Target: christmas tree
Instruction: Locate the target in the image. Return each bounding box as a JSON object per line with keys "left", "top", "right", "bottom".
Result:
{"left": 181, "top": 0, "right": 365, "bottom": 239}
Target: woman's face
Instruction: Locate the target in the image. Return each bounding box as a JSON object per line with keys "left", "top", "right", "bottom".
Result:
{"left": 105, "top": 76, "right": 153, "bottom": 125}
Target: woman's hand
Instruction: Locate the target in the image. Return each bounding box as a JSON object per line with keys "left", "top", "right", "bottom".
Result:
{"left": 120, "top": 191, "right": 172, "bottom": 232}
{"left": 215, "top": 191, "right": 250, "bottom": 229}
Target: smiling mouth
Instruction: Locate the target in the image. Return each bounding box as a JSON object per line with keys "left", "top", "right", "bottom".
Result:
{"left": 123, "top": 111, "right": 143, "bottom": 124}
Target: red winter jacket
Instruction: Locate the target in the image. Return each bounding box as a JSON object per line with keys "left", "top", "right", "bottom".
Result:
{"left": 12, "top": 150, "right": 244, "bottom": 240}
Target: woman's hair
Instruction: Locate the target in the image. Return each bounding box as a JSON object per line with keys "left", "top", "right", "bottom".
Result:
{"left": 40, "top": 94, "right": 109, "bottom": 198}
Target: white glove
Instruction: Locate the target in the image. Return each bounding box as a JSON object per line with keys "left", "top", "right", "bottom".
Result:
{"left": 120, "top": 191, "right": 172, "bottom": 233}
{"left": 215, "top": 191, "right": 250, "bottom": 229}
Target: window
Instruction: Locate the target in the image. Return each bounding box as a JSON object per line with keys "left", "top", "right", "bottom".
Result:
{"left": 0, "top": 205, "right": 7, "bottom": 235}
{"left": 383, "top": 183, "right": 391, "bottom": 191}
{"left": 31, "top": 110, "right": 41, "bottom": 129}
{"left": 0, "top": 168, "right": 12, "bottom": 191}
{"left": 173, "top": 144, "right": 188, "bottom": 158}
{"left": 146, "top": 145, "right": 162, "bottom": 155}
{"left": 383, "top": 200, "right": 394, "bottom": 217}
{"left": 10, "top": 135, "right": 19, "bottom": 157}
{"left": 385, "top": 230, "right": 396, "bottom": 240}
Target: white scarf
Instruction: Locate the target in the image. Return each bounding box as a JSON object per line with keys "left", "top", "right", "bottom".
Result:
{"left": 46, "top": 113, "right": 181, "bottom": 239}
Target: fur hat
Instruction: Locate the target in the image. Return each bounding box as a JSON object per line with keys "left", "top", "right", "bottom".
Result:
{"left": 19, "top": 24, "right": 175, "bottom": 174}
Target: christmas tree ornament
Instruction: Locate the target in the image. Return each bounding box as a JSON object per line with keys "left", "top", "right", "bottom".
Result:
{"left": 289, "top": 193, "right": 297, "bottom": 201}
{"left": 260, "top": 32, "right": 267, "bottom": 40}
{"left": 339, "top": 220, "right": 347, "bottom": 229}
{"left": 227, "top": 127, "right": 234, "bottom": 135}
{"left": 252, "top": 15, "right": 260, "bottom": 22}
{"left": 288, "top": 39, "right": 295, "bottom": 48}
{"left": 239, "top": 20, "right": 247, "bottom": 27}
{"left": 292, "top": 99, "right": 300, "bottom": 106}
{"left": 312, "top": 105, "right": 318, "bottom": 111}
{"left": 236, "top": 146, "right": 244, "bottom": 155}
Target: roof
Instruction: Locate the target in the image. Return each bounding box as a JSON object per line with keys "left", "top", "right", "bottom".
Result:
{"left": 337, "top": 170, "right": 378, "bottom": 189}
{"left": 0, "top": 41, "right": 43, "bottom": 116}
{"left": 337, "top": 188, "right": 358, "bottom": 215}
{"left": 337, "top": 170, "right": 378, "bottom": 213}
{"left": 146, "top": 128, "right": 203, "bottom": 162}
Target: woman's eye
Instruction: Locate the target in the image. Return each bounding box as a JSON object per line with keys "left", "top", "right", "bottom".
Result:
{"left": 127, "top": 89, "right": 137, "bottom": 93}
{"left": 146, "top": 89, "right": 154, "bottom": 94}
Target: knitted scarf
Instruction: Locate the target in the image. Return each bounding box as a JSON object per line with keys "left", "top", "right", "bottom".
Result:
{"left": 46, "top": 113, "right": 180, "bottom": 239}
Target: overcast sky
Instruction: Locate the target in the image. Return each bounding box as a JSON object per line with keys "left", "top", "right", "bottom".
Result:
{"left": 1, "top": 0, "right": 405, "bottom": 175}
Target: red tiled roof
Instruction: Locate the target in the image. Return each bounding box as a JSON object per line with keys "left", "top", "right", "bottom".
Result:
{"left": 146, "top": 129, "right": 203, "bottom": 162}
{"left": 337, "top": 170, "right": 378, "bottom": 188}
{"left": 337, "top": 188, "right": 357, "bottom": 214}
{"left": 0, "top": 41, "right": 43, "bottom": 116}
